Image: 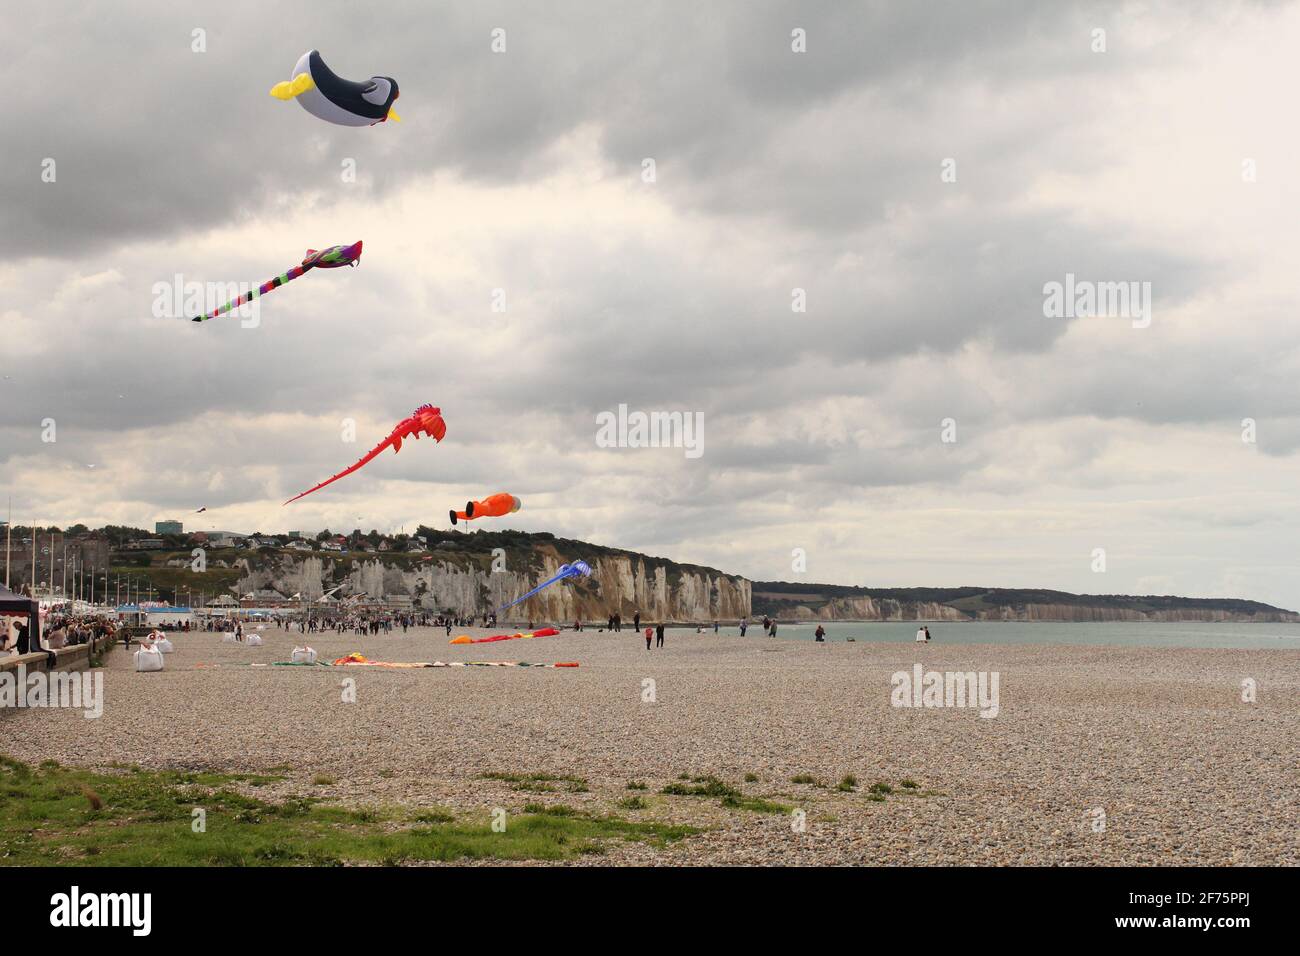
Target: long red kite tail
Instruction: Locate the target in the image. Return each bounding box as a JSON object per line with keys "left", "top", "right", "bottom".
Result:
{"left": 283, "top": 436, "right": 395, "bottom": 504}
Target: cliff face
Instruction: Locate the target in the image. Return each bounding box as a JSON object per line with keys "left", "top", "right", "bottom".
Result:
{"left": 975, "top": 603, "right": 1300, "bottom": 623}
{"left": 752, "top": 585, "right": 1299, "bottom": 623}
{"left": 781, "top": 597, "right": 967, "bottom": 622}
{"left": 235, "top": 551, "right": 751, "bottom": 622}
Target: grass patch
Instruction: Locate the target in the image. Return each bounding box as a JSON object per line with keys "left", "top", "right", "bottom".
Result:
{"left": 836, "top": 774, "right": 858, "bottom": 792}
{"left": 720, "top": 795, "right": 790, "bottom": 814}
{"left": 869, "top": 782, "right": 893, "bottom": 796}
{"left": 481, "top": 771, "right": 588, "bottom": 794}
{"left": 0, "top": 755, "right": 694, "bottom": 866}
{"left": 900, "top": 779, "right": 920, "bottom": 790}
{"left": 312, "top": 774, "right": 336, "bottom": 786}
{"left": 660, "top": 776, "right": 740, "bottom": 800}
{"left": 618, "top": 796, "right": 648, "bottom": 811}
{"left": 743, "top": 773, "right": 759, "bottom": 783}
{"left": 790, "top": 774, "right": 819, "bottom": 786}
{"left": 625, "top": 781, "right": 648, "bottom": 791}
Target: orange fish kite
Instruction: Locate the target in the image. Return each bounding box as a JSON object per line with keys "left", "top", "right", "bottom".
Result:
{"left": 449, "top": 492, "right": 521, "bottom": 525}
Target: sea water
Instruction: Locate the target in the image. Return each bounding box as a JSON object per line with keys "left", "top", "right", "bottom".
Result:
{"left": 683, "top": 621, "right": 1300, "bottom": 650}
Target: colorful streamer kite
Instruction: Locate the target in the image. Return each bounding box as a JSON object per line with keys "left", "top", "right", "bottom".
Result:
{"left": 195, "top": 659, "right": 577, "bottom": 669}
{"left": 189, "top": 241, "right": 363, "bottom": 323}
{"left": 449, "top": 627, "right": 559, "bottom": 645}
{"left": 498, "top": 561, "right": 592, "bottom": 613}
{"left": 284, "top": 404, "right": 446, "bottom": 504}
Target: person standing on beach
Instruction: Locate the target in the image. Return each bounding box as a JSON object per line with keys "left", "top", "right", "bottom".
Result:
{"left": 633, "top": 610, "right": 641, "bottom": 632}
{"left": 814, "top": 624, "right": 826, "bottom": 642}
{"left": 655, "top": 621, "right": 665, "bottom": 648}
{"left": 645, "top": 627, "right": 652, "bottom": 651}
{"left": 769, "top": 620, "right": 778, "bottom": 638}
{"left": 923, "top": 625, "right": 932, "bottom": 642}
{"left": 739, "top": 617, "right": 747, "bottom": 636}
{"left": 915, "top": 625, "right": 927, "bottom": 643}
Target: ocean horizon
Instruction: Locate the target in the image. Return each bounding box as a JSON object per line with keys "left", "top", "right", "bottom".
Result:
{"left": 688, "top": 620, "right": 1300, "bottom": 650}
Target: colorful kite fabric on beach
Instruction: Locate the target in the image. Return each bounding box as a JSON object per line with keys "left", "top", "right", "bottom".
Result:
{"left": 284, "top": 404, "right": 446, "bottom": 504}
{"left": 330, "top": 653, "right": 577, "bottom": 668}
{"left": 271, "top": 50, "right": 400, "bottom": 126}
{"left": 449, "top": 627, "right": 559, "bottom": 645}
{"left": 195, "top": 659, "right": 576, "bottom": 669}
{"left": 498, "top": 561, "right": 593, "bottom": 613}
{"left": 449, "top": 493, "right": 521, "bottom": 526}
{"left": 189, "top": 242, "right": 363, "bottom": 323}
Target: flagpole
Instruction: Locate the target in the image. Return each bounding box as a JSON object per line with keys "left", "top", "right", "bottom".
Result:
{"left": 4, "top": 498, "right": 10, "bottom": 588}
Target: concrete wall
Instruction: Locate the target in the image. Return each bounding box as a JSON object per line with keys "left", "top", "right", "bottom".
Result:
{"left": 0, "top": 634, "right": 115, "bottom": 678}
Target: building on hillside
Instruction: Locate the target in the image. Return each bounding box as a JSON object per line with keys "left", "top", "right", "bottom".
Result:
{"left": 156, "top": 520, "right": 183, "bottom": 535}
{"left": 125, "top": 539, "right": 166, "bottom": 550}
{"left": 6, "top": 533, "right": 110, "bottom": 594}
{"left": 288, "top": 539, "right": 313, "bottom": 551}
{"left": 241, "top": 588, "right": 289, "bottom": 608}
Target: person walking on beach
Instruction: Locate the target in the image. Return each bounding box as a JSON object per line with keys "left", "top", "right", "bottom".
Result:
{"left": 915, "top": 625, "right": 929, "bottom": 643}
{"left": 739, "top": 617, "right": 747, "bottom": 636}
{"left": 655, "top": 621, "right": 665, "bottom": 648}
{"left": 633, "top": 610, "right": 641, "bottom": 632}
{"left": 645, "top": 627, "right": 652, "bottom": 651}
{"left": 770, "top": 620, "right": 778, "bottom": 638}
{"left": 814, "top": 624, "right": 826, "bottom": 642}
{"left": 923, "top": 625, "right": 932, "bottom": 642}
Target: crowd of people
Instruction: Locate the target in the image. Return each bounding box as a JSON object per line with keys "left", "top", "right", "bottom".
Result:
{"left": 5, "top": 608, "right": 921, "bottom": 656}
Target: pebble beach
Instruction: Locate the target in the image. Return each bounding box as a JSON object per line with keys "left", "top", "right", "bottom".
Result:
{"left": 6, "top": 626, "right": 1297, "bottom": 865}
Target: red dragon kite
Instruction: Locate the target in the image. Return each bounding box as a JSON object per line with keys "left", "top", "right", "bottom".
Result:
{"left": 285, "top": 404, "right": 446, "bottom": 504}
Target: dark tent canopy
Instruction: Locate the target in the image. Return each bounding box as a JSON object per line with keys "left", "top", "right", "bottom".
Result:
{"left": 0, "top": 584, "right": 40, "bottom": 652}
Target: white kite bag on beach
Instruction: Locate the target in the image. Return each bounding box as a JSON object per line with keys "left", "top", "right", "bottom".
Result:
{"left": 291, "top": 645, "right": 317, "bottom": 664}
{"left": 155, "top": 636, "right": 174, "bottom": 653}
{"left": 246, "top": 633, "right": 264, "bottom": 646}
{"left": 134, "top": 646, "right": 165, "bottom": 672}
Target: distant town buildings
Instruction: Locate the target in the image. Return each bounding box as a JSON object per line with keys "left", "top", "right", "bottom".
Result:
{"left": 156, "top": 520, "right": 183, "bottom": 534}
{"left": 125, "top": 539, "right": 166, "bottom": 550}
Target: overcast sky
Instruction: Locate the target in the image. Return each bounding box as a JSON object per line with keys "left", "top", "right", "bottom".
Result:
{"left": 2, "top": 1, "right": 1298, "bottom": 609}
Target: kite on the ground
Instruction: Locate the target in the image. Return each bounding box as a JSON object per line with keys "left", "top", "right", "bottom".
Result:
{"left": 271, "top": 50, "right": 400, "bottom": 126}
{"left": 284, "top": 404, "right": 446, "bottom": 504}
{"left": 450, "top": 493, "right": 521, "bottom": 526}
{"left": 498, "top": 561, "right": 592, "bottom": 613}
{"left": 449, "top": 627, "right": 559, "bottom": 645}
{"left": 189, "top": 242, "right": 363, "bottom": 323}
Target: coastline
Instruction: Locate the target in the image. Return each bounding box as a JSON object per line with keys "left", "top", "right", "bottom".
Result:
{"left": 5, "top": 625, "right": 1296, "bottom": 865}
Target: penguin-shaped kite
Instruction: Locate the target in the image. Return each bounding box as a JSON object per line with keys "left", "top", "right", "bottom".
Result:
{"left": 270, "top": 50, "right": 399, "bottom": 127}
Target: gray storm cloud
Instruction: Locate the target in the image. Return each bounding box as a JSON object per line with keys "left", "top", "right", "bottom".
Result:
{"left": 1, "top": 1, "right": 1297, "bottom": 609}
